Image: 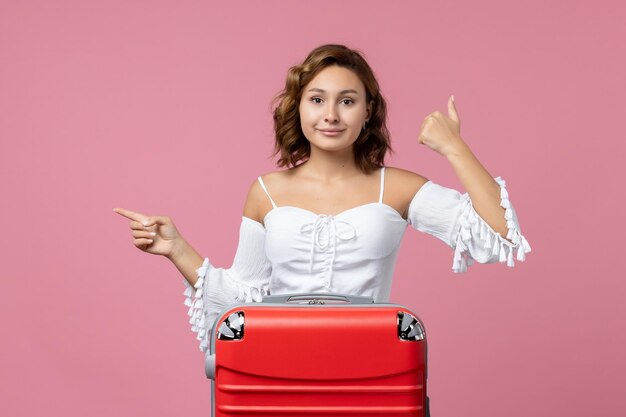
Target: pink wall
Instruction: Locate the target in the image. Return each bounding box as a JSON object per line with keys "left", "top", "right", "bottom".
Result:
{"left": 1, "top": 1, "right": 624, "bottom": 415}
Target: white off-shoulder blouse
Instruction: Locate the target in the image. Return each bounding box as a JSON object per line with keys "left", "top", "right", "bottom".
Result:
{"left": 183, "top": 168, "right": 531, "bottom": 352}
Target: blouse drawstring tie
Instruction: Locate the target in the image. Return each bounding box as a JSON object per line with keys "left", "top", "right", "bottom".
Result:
{"left": 300, "top": 215, "right": 357, "bottom": 276}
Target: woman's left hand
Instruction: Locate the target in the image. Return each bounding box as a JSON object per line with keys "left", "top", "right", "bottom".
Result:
{"left": 418, "top": 95, "right": 466, "bottom": 157}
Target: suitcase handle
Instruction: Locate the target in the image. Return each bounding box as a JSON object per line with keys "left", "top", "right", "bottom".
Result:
{"left": 261, "top": 293, "right": 374, "bottom": 304}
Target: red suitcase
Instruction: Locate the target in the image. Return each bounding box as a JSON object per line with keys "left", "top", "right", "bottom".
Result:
{"left": 204, "top": 293, "right": 430, "bottom": 417}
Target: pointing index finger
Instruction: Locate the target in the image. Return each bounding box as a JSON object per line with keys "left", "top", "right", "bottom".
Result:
{"left": 113, "top": 207, "right": 146, "bottom": 222}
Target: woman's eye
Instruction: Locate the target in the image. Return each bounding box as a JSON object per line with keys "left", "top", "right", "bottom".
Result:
{"left": 311, "top": 97, "right": 322, "bottom": 103}
{"left": 342, "top": 99, "right": 354, "bottom": 105}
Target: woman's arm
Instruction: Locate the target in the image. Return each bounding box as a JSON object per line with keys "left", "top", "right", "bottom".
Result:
{"left": 113, "top": 207, "right": 205, "bottom": 286}
{"left": 444, "top": 144, "right": 508, "bottom": 239}
{"left": 168, "top": 239, "right": 204, "bottom": 287}
{"left": 115, "top": 180, "right": 273, "bottom": 352}
{"left": 114, "top": 177, "right": 269, "bottom": 288}
{"left": 417, "top": 95, "right": 509, "bottom": 240}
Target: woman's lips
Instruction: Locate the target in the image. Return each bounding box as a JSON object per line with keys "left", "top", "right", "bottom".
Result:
{"left": 318, "top": 129, "right": 345, "bottom": 136}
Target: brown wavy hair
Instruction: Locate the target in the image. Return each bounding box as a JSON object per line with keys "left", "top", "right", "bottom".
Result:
{"left": 271, "top": 44, "right": 391, "bottom": 173}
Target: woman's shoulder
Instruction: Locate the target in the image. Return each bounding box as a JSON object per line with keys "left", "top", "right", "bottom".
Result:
{"left": 259, "top": 168, "right": 291, "bottom": 181}
{"left": 243, "top": 169, "right": 290, "bottom": 224}
{"left": 383, "top": 166, "right": 430, "bottom": 218}
{"left": 255, "top": 168, "right": 295, "bottom": 193}
{"left": 384, "top": 166, "right": 429, "bottom": 193}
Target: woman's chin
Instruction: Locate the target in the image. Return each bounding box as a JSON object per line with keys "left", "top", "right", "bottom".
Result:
{"left": 310, "top": 142, "right": 355, "bottom": 154}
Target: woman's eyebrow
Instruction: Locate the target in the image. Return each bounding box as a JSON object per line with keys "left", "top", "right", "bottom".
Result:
{"left": 307, "top": 88, "right": 360, "bottom": 95}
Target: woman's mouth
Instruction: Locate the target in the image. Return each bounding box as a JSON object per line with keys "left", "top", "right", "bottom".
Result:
{"left": 318, "top": 129, "right": 345, "bottom": 136}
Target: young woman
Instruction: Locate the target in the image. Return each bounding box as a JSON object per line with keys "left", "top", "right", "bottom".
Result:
{"left": 114, "top": 44, "right": 531, "bottom": 353}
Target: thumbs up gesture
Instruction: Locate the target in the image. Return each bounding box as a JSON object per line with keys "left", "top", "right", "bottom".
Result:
{"left": 418, "top": 95, "right": 465, "bottom": 158}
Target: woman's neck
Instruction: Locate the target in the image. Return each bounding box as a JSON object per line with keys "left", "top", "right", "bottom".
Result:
{"left": 298, "top": 147, "right": 361, "bottom": 182}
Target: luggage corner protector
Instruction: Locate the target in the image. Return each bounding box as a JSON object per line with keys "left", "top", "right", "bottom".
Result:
{"left": 205, "top": 353, "right": 216, "bottom": 379}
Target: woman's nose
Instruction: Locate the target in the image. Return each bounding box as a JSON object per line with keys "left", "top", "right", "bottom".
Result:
{"left": 324, "top": 104, "right": 339, "bottom": 122}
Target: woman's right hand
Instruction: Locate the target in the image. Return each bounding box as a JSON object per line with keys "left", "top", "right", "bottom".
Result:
{"left": 113, "top": 207, "right": 183, "bottom": 258}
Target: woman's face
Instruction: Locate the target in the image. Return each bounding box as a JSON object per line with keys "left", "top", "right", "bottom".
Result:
{"left": 299, "top": 65, "right": 372, "bottom": 155}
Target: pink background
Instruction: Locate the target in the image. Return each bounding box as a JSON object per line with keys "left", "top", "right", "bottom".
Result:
{"left": 1, "top": 1, "right": 624, "bottom": 415}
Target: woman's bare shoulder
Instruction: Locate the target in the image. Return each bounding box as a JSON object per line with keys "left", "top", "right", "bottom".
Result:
{"left": 257, "top": 168, "right": 295, "bottom": 191}
{"left": 243, "top": 169, "right": 289, "bottom": 225}
{"left": 385, "top": 166, "right": 429, "bottom": 193}
{"left": 259, "top": 166, "right": 296, "bottom": 182}
{"left": 384, "top": 167, "right": 429, "bottom": 218}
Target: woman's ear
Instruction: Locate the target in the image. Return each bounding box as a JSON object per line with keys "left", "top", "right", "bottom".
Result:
{"left": 367, "top": 100, "right": 374, "bottom": 120}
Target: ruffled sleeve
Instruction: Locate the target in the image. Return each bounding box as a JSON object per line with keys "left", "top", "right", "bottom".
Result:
{"left": 407, "top": 177, "right": 531, "bottom": 273}
{"left": 182, "top": 216, "right": 272, "bottom": 352}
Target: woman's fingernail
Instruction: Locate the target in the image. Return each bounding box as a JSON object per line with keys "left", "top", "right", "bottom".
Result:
{"left": 150, "top": 232, "right": 156, "bottom": 236}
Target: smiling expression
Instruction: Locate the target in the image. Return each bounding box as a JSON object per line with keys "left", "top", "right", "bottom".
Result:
{"left": 299, "top": 65, "right": 373, "bottom": 155}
